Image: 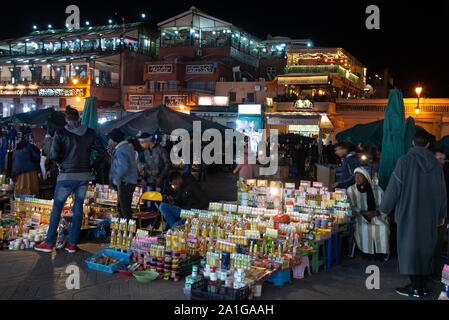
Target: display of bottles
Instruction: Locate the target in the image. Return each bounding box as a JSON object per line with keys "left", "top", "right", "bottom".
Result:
{"left": 230, "top": 253, "right": 251, "bottom": 270}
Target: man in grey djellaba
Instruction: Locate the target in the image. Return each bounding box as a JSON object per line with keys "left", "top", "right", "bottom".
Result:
{"left": 380, "top": 130, "right": 447, "bottom": 298}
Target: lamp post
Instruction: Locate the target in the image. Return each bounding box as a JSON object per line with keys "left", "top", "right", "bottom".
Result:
{"left": 415, "top": 86, "right": 422, "bottom": 114}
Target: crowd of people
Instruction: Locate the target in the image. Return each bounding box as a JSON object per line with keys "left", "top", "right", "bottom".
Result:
{"left": 1, "top": 106, "right": 448, "bottom": 298}
{"left": 333, "top": 132, "right": 448, "bottom": 298}
{"left": 32, "top": 106, "right": 209, "bottom": 253}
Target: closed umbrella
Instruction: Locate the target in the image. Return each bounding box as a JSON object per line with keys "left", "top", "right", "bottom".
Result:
{"left": 81, "top": 97, "right": 98, "bottom": 132}
{"left": 378, "top": 89, "right": 406, "bottom": 190}
{"left": 404, "top": 116, "right": 416, "bottom": 153}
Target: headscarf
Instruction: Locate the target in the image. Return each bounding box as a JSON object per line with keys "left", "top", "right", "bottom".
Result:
{"left": 354, "top": 167, "right": 376, "bottom": 211}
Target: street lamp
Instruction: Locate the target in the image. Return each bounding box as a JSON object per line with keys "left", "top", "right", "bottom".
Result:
{"left": 415, "top": 86, "right": 422, "bottom": 114}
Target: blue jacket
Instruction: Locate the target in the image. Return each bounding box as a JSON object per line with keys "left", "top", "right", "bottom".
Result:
{"left": 110, "top": 141, "right": 138, "bottom": 186}
{"left": 11, "top": 143, "right": 40, "bottom": 180}
{"left": 8, "top": 128, "right": 17, "bottom": 140}
{"left": 335, "top": 152, "right": 361, "bottom": 189}
{"left": 0, "top": 136, "right": 7, "bottom": 169}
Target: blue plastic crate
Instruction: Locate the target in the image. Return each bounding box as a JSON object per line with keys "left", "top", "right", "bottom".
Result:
{"left": 265, "top": 269, "right": 292, "bottom": 286}
{"left": 85, "top": 249, "right": 130, "bottom": 274}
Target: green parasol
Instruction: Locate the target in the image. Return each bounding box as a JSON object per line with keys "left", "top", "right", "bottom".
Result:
{"left": 378, "top": 89, "right": 406, "bottom": 190}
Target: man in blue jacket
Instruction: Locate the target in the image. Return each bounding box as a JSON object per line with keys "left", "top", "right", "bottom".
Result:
{"left": 332, "top": 142, "right": 362, "bottom": 190}
{"left": 108, "top": 128, "right": 138, "bottom": 220}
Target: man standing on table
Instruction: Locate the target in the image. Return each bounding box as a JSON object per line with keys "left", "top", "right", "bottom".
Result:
{"left": 108, "top": 128, "right": 138, "bottom": 220}
{"left": 380, "top": 130, "right": 447, "bottom": 298}
{"left": 35, "top": 106, "right": 105, "bottom": 253}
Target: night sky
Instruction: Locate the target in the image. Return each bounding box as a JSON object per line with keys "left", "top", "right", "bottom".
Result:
{"left": 2, "top": 0, "right": 448, "bottom": 97}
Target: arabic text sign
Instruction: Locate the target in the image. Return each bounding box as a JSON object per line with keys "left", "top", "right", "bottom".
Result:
{"left": 186, "top": 64, "right": 213, "bottom": 74}
{"left": 129, "top": 95, "right": 153, "bottom": 107}
{"left": 164, "top": 95, "right": 188, "bottom": 107}
{"left": 148, "top": 64, "right": 173, "bottom": 73}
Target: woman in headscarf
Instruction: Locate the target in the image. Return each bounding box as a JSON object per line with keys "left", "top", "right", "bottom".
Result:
{"left": 11, "top": 137, "right": 41, "bottom": 195}
{"left": 347, "top": 166, "right": 390, "bottom": 261}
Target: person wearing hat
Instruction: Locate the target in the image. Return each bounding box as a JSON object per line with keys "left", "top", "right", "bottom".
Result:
{"left": 35, "top": 105, "right": 105, "bottom": 254}
{"left": 108, "top": 128, "right": 138, "bottom": 220}
{"left": 347, "top": 166, "right": 390, "bottom": 261}
{"left": 138, "top": 131, "right": 171, "bottom": 196}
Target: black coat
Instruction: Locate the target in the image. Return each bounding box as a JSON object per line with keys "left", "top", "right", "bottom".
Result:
{"left": 174, "top": 173, "right": 209, "bottom": 210}
{"left": 50, "top": 126, "right": 105, "bottom": 174}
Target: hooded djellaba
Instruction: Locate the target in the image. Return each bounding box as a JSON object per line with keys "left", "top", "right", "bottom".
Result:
{"left": 380, "top": 130, "right": 447, "bottom": 278}
{"left": 347, "top": 166, "right": 390, "bottom": 260}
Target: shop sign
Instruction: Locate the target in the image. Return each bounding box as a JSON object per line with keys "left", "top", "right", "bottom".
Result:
{"left": 267, "top": 117, "right": 320, "bottom": 125}
{"left": 164, "top": 95, "right": 188, "bottom": 107}
{"left": 186, "top": 64, "right": 213, "bottom": 74}
{"left": 0, "top": 89, "right": 38, "bottom": 96}
{"left": 198, "top": 96, "right": 229, "bottom": 106}
{"left": 148, "top": 64, "right": 172, "bottom": 73}
{"left": 38, "top": 88, "right": 86, "bottom": 97}
{"left": 238, "top": 104, "right": 261, "bottom": 115}
{"left": 294, "top": 99, "right": 313, "bottom": 109}
{"left": 129, "top": 95, "right": 153, "bottom": 107}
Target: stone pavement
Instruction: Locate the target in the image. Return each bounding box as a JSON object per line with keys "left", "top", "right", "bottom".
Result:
{"left": 0, "top": 171, "right": 445, "bottom": 300}
{"left": 0, "top": 242, "right": 444, "bottom": 300}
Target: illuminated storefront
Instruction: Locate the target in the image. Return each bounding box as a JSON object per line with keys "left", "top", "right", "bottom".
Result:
{"left": 237, "top": 104, "right": 263, "bottom": 154}
{"left": 265, "top": 99, "right": 335, "bottom": 141}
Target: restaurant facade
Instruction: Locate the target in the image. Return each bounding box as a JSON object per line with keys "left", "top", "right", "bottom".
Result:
{"left": 0, "top": 22, "right": 157, "bottom": 119}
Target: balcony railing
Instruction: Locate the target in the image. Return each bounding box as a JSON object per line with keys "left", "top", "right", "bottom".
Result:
{"left": 285, "top": 65, "right": 360, "bottom": 84}
{"left": 0, "top": 76, "right": 118, "bottom": 87}
{"left": 148, "top": 85, "right": 214, "bottom": 94}
{"left": 0, "top": 43, "right": 153, "bottom": 58}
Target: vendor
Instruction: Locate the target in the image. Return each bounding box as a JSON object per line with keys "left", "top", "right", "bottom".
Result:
{"left": 108, "top": 128, "right": 138, "bottom": 220}
{"left": 346, "top": 166, "right": 390, "bottom": 261}
{"left": 332, "top": 142, "right": 361, "bottom": 190}
{"left": 138, "top": 132, "right": 171, "bottom": 196}
{"left": 160, "top": 171, "right": 209, "bottom": 228}
{"left": 11, "top": 137, "right": 40, "bottom": 195}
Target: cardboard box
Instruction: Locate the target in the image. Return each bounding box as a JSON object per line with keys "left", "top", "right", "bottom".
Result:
{"left": 315, "top": 164, "right": 335, "bottom": 189}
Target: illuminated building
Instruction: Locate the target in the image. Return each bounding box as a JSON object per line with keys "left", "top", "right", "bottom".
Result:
{"left": 0, "top": 22, "right": 157, "bottom": 117}
{"left": 124, "top": 6, "right": 265, "bottom": 112}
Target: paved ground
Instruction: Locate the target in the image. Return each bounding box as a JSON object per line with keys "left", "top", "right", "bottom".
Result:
{"left": 0, "top": 171, "right": 445, "bottom": 300}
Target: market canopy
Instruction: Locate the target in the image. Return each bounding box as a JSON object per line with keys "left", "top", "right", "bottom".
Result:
{"left": 336, "top": 117, "right": 433, "bottom": 151}
{"left": 431, "top": 135, "right": 449, "bottom": 155}
{"left": 99, "top": 104, "right": 233, "bottom": 137}
{"left": 336, "top": 119, "right": 384, "bottom": 149}
{"left": 0, "top": 108, "right": 66, "bottom": 130}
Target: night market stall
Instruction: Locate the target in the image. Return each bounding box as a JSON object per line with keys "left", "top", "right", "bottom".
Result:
{"left": 80, "top": 176, "right": 354, "bottom": 300}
